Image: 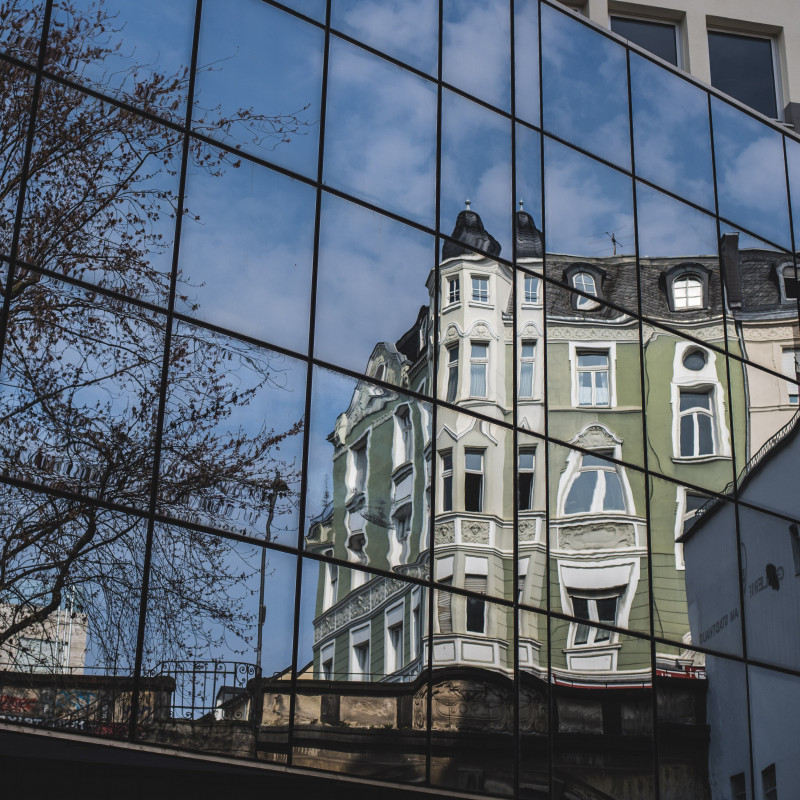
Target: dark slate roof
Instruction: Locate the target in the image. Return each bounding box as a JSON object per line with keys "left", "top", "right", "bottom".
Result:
{"left": 516, "top": 210, "right": 544, "bottom": 258}
{"left": 442, "top": 209, "right": 501, "bottom": 260}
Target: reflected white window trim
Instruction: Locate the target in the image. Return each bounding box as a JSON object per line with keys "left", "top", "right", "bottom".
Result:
{"left": 394, "top": 404, "right": 414, "bottom": 467}
{"left": 518, "top": 447, "right": 535, "bottom": 511}
{"left": 471, "top": 275, "right": 490, "bottom": 305}
{"left": 673, "top": 488, "right": 707, "bottom": 571}
{"left": 522, "top": 273, "right": 541, "bottom": 305}
{"left": 469, "top": 341, "right": 489, "bottom": 398}
{"left": 446, "top": 275, "right": 461, "bottom": 306}
{"left": 671, "top": 342, "right": 730, "bottom": 461}
{"left": 440, "top": 449, "right": 453, "bottom": 512}
{"left": 672, "top": 275, "right": 704, "bottom": 309}
{"left": 346, "top": 432, "right": 370, "bottom": 500}
{"left": 410, "top": 587, "right": 423, "bottom": 660}
{"left": 782, "top": 346, "right": 800, "bottom": 405}
{"left": 322, "top": 550, "right": 339, "bottom": 610}
{"left": 517, "top": 557, "right": 530, "bottom": 604}
{"left": 464, "top": 559, "right": 488, "bottom": 635}
{"left": 519, "top": 340, "right": 536, "bottom": 399}
{"left": 568, "top": 342, "right": 617, "bottom": 408}
{"left": 557, "top": 559, "right": 640, "bottom": 649}
{"left": 320, "top": 642, "right": 335, "bottom": 681}
{"left": 464, "top": 448, "right": 484, "bottom": 513}
{"left": 777, "top": 262, "right": 799, "bottom": 303}
{"left": 389, "top": 502, "right": 412, "bottom": 567}
{"left": 384, "top": 601, "right": 404, "bottom": 674}
{"left": 573, "top": 272, "right": 599, "bottom": 310}
{"left": 349, "top": 623, "right": 371, "bottom": 680}
{"left": 445, "top": 342, "right": 459, "bottom": 403}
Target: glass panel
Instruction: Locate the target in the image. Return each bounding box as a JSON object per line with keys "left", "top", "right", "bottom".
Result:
{"left": 543, "top": 138, "right": 635, "bottom": 266}
{"left": 0, "top": 62, "right": 35, "bottom": 258}
{"left": 139, "top": 528, "right": 297, "bottom": 761}
{"left": 159, "top": 323, "right": 306, "bottom": 545}
{"left": 656, "top": 648, "right": 746, "bottom": 800}
{"left": 611, "top": 17, "right": 677, "bottom": 66}
{"left": 19, "top": 79, "right": 181, "bottom": 305}
{"left": 546, "top": 288, "right": 646, "bottom": 469}
{"left": 712, "top": 97, "right": 791, "bottom": 250}
{"left": 748, "top": 666, "right": 800, "bottom": 798}
{"left": 0, "top": 271, "right": 163, "bottom": 507}
{"left": 734, "top": 505, "right": 800, "bottom": 670}
{"left": 709, "top": 31, "right": 778, "bottom": 119}
{"left": 785, "top": 135, "right": 800, "bottom": 247}
{"left": 431, "top": 590, "right": 514, "bottom": 797}
{"left": 514, "top": 0, "right": 540, "bottom": 127}
{"left": 442, "top": 90, "right": 512, "bottom": 257}
{"left": 0, "top": 484, "right": 145, "bottom": 741}
{"left": 550, "top": 622, "right": 655, "bottom": 798}
{"left": 315, "top": 194, "right": 434, "bottom": 392}
{"left": 332, "top": 0, "right": 438, "bottom": 76}
{"left": 48, "top": 0, "right": 194, "bottom": 123}
{"left": 0, "top": 1, "right": 44, "bottom": 64}
{"left": 518, "top": 608, "right": 548, "bottom": 799}
{"left": 293, "top": 557, "right": 427, "bottom": 781}
{"left": 305, "top": 366, "right": 432, "bottom": 574}
{"left": 541, "top": 4, "right": 630, "bottom": 169}
{"left": 194, "top": 0, "right": 323, "bottom": 178}
{"left": 324, "top": 37, "right": 436, "bottom": 226}
{"left": 442, "top": 0, "right": 511, "bottom": 112}
{"left": 177, "top": 144, "right": 316, "bottom": 352}
{"left": 648, "top": 474, "right": 741, "bottom": 658}
{"left": 515, "top": 126, "right": 544, "bottom": 268}
{"left": 280, "top": 0, "right": 325, "bottom": 21}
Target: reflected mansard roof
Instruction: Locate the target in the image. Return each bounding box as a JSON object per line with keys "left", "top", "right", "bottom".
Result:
{"left": 442, "top": 208, "right": 502, "bottom": 259}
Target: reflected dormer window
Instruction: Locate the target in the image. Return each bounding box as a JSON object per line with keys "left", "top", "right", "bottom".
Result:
{"left": 564, "top": 264, "right": 605, "bottom": 311}
{"left": 778, "top": 263, "right": 798, "bottom": 302}
{"left": 574, "top": 272, "right": 598, "bottom": 309}
{"left": 664, "top": 263, "right": 710, "bottom": 312}
{"left": 673, "top": 275, "right": 704, "bottom": 309}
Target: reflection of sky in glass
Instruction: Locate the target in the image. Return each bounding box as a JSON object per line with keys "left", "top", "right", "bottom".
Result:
{"left": 636, "top": 183, "right": 718, "bottom": 258}
{"left": 514, "top": 0, "right": 540, "bottom": 126}
{"left": 324, "top": 37, "right": 436, "bottom": 226}
{"left": 712, "top": 97, "right": 791, "bottom": 250}
{"left": 194, "top": 0, "right": 323, "bottom": 178}
{"left": 443, "top": 0, "right": 511, "bottom": 111}
{"left": 785, "top": 136, "right": 800, "bottom": 249}
{"left": 297, "top": 553, "right": 321, "bottom": 670}
{"left": 544, "top": 138, "right": 633, "bottom": 257}
{"left": 515, "top": 125, "right": 542, "bottom": 235}
{"left": 178, "top": 147, "right": 316, "bottom": 354}
{"left": 282, "top": 0, "right": 326, "bottom": 22}
{"left": 315, "top": 194, "right": 433, "bottom": 380}
{"left": 718, "top": 222, "right": 787, "bottom": 253}
{"left": 333, "top": 0, "right": 438, "bottom": 75}
{"left": 630, "top": 53, "right": 714, "bottom": 212}
{"left": 442, "top": 90, "right": 512, "bottom": 254}
{"left": 49, "top": 0, "right": 194, "bottom": 122}
{"left": 542, "top": 4, "right": 630, "bottom": 170}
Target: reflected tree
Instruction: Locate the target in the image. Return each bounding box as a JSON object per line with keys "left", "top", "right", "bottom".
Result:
{"left": 0, "top": 0, "right": 309, "bottom": 669}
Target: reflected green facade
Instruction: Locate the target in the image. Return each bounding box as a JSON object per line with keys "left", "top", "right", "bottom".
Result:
{"left": 1, "top": 1, "right": 800, "bottom": 799}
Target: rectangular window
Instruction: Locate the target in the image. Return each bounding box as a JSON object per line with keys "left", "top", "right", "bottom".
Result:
{"left": 323, "top": 557, "right": 339, "bottom": 610}
{"left": 437, "top": 578, "right": 453, "bottom": 634}
{"left": 448, "top": 276, "right": 460, "bottom": 304}
{"left": 782, "top": 348, "right": 799, "bottom": 405}
{"left": 762, "top": 763, "right": 777, "bottom": 800}
{"left": 790, "top": 524, "right": 800, "bottom": 577}
{"left": 519, "top": 340, "right": 535, "bottom": 398}
{"left": 576, "top": 350, "right": 610, "bottom": 407}
{"left": 471, "top": 276, "right": 489, "bottom": 303}
{"left": 464, "top": 574, "right": 487, "bottom": 634}
{"left": 517, "top": 557, "right": 530, "bottom": 604}
{"left": 523, "top": 274, "right": 540, "bottom": 304}
{"left": 387, "top": 623, "right": 403, "bottom": 673}
{"left": 709, "top": 30, "right": 779, "bottom": 119}
{"left": 518, "top": 449, "right": 535, "bottom": 511}
{"left": 729, "top": 773, "right": 746, "bottom": 800}
{"left": 610, "top": 16, "right": 679, "bottom": 66}
{"left": 464, "top": 449, "right": 484, "bottom": 513}
{"left": 352, "top": 642, "right": 369, "bottom": 679}
{"left": 411, "top": 589, "right": 422, "bottom": 660}
{"left": 470, "top": 342, "right": 488, "bottom": 397}
{"left": 446, "top": 343, "right": 459, "bottom": 403}
{"left": 679, "top": 389, "right": 715, "bottom": 457}
{"left": 441, "top": 450, "right": 453, "bottom": 512}
{"left": 569, "top": 590, "right": 621, "bottom": 645}
{"left": 397, "top": 406, "right": 413, "bottom": 462}
{"left": 352, "top": 439, "right": 368, "bottom": 494}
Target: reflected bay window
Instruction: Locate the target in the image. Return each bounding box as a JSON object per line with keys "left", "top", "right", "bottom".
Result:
{"left": 518, "top": 448, "right": 535, "bottom": 511}
{"left": 470, "top": 342, "right": 488, "bottom": 397}
{"left": 350, "top": 625, "right": 371, "bottom": 680}
{"left": 446, "top": 343, "right": 459, "bottom": 402}
{"left": 519, "top": 341, "right": 535, "bottom": 398}
{"left": 350, "top": 437, "right": 368, "bottom": 496}
{"left": 396, "top": 406, "right": 413, "bottom": 463}
{"left": 523, "top": 274, "right": 540, "bottom": 304}
{"left": 472, "top": 275, "right": 489, "bottom": 303}
{"left": 679, "top": 389, "right": 715, "bottom": 457}
{"left": 448, "top": 276, "right": 460, "bottom": 304}
{"left": 464, "top": 449, "right": 484, "bottom": 512}
{"left": 782, "top": 347, "right": 800, "bottom": 404}
{"left": 564, "top": 452, "right": 626, "bottom": 515}
{"left": 465, "top": 557, "right": 488, "bottom": 635}
{"left": 576, "top": 350, "right": 610, "bottom": 407}
{"left": 440, "top": 450, "right": 453, "bottom": 512}
{"left": 385, "top": 604, "right": 404, "bottom": 674}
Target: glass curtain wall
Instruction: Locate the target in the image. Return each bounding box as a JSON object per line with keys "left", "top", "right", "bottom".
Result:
{"left": 1, "top": 1, "right": 799, "bottom": 798}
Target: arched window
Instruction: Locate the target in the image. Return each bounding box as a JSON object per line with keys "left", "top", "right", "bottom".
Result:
{"left": 564, "top": 452, "right": 626, "bottom": 515}
{"left": 573, "top": 272, "right": 599, "bottom": 309}
{"left": 672, "top": 275, "right": 704, "bottom": 309}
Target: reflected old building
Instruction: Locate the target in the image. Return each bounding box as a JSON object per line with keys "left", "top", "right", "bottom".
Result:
{"left": 1, "top": 1, "right": 800, "bottom": 799}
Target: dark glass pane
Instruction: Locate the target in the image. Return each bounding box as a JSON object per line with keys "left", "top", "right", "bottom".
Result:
{"left": 464, "top": 472, "right": 483, "bottom": 512}
{"left": 518, "top": 472, "right": 533, "bottom": 511}
{"left": 709, "top": 30, "right": 778, "bottom": 119}
{"left": 680, "top": 392, "right": 711, "bottom": 411}
{"left": 565, "top": 471, "right": 596, "bottom": 514}
{"left": 466, "top": 596, "right": 485, "bottom": 633}
{"left": 697, "top": 414, "right": 714, "bottom": 455}
{"left": 603, "top": 471, "right": 625, "bottom": 511}
{"left": 611, "top": 16, "right": 677, "bottom": 65}
{"left": 679, "top": 415, "right": 694, "bottom": 456}
{"left": 683, "top": 350, "right": 708, "bottom": 371}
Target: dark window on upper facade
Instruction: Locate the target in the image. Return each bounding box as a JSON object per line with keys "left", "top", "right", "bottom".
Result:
{"left": 762, "top": 763, "right": 777, "bottom": 800}
{"left": 729, "top": 773, "right": 746, "bottom": 800}
{"left": 708, "top": 30, "right": 779, "bottom": 119}
{"left": 610, "top": 16, "right": 679, "bottom": 66}
{"left": 465, "top": 573, "right": 487, "bottom": 634}
{"left": 464, "top": 449, "right": 484, "bottom": 512}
